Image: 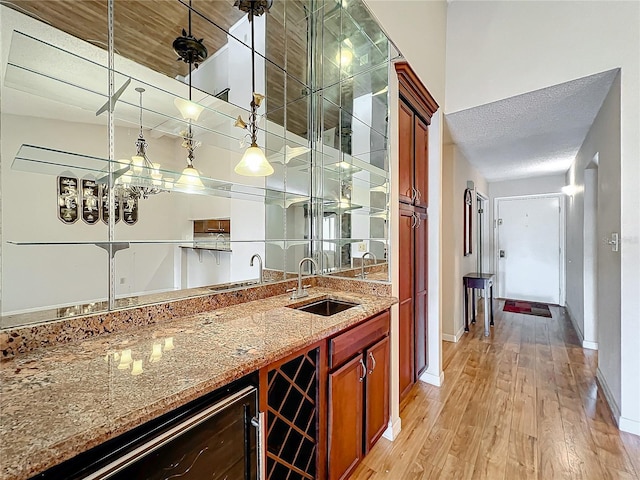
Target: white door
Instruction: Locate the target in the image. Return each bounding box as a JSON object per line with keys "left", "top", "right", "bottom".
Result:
{"left": 496, "top": 195, "right": 561, "bottom": 304}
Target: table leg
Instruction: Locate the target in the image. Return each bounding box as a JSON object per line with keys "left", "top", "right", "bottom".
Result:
{"left": 484, "top": 290, "right": 490, "bottom": 336}
{"left": 490, "top": 284, "right": 494, "bottom": 326}
{"left": 471, "top": 289, "right": 476, "bottom": 324}
{"left": 464, "top": 282, "right": 469, "bottom": 332}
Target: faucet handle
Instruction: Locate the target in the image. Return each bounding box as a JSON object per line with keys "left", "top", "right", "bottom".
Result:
{"left": 286, "top": 287, "right": 296, "bottom": 293}
{"left": 303, "top": 284, "right": 311, "bottom": 290}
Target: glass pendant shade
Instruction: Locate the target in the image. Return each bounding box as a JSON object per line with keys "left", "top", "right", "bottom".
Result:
{"left": 235, "top": 145, "right": 274, "bottom": 176}
{"left": 176, "top": 165, "right": 205, "bottom": 192}
{"left": 174, "top": 97, "right": 204, "bottom": 121}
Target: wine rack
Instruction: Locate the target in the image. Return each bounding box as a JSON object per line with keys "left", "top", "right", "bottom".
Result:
{"left": 266, "top": 347, "right": 319, "bottom": 479}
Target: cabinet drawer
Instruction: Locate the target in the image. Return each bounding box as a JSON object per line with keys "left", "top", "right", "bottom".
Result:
{"left": 329, "top": 310, "right": 390, "bottom": 369}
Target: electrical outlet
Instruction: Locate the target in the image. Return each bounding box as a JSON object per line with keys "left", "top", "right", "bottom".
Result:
{"left": 358, "top": 242, "right": 367, "bottom": 252}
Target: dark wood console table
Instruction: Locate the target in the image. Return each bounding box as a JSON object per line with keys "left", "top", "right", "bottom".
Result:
{"left": 463, "top": 273, "right": 495, "bottom": 336}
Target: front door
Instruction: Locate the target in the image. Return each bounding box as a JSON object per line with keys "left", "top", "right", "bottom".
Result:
{"left": 496, "top": 195, "right": 562, "bottom": 304}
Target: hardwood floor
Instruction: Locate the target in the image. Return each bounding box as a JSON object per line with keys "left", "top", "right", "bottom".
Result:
{"left": 350, "top": 302, "right": 640, "bottom": 479}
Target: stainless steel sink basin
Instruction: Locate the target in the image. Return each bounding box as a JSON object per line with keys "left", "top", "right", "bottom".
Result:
{"left": 293, "top": 299, "right": 359, "bottom": 316}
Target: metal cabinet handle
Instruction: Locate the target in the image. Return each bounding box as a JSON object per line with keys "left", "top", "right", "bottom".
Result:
{"left": 411, "top": 187, "right": 418, "bottom": 203}
{"left": 368, "top": 351, "right": 376, "bottom": 375}
{"left": 411, "top": 213, "right": 418, "bottom": 228}
{"left": 358, "top": 358, "right": 367, "bottom": 382}
{"left": 416, "top": 189, "right": 422, "bottom": 203}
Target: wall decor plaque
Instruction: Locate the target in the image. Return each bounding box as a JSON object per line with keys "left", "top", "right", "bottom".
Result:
{"left": 81, "top": 179, "right": 100, "bottom": 224}
{"left": 57, "top": 176, "right": 79, "bottom": 224}
{"left": 100, "top": 185, "right": 120, "bottom": 224}
{"left": 122, "top": 195, "right": 139, "bottom": 225}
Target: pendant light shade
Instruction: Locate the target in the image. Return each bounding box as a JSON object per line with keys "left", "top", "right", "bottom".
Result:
{"left": 174, "top": 97, "right": 204, "bottom": 121}
{"left": 234, "top": 144, "right": 274, "bottom": 176}
{"left": 176, "top": 165, "right": 205, "bottom": 192}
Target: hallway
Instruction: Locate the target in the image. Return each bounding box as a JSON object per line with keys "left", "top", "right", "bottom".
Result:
{"left": 350, "top": 303, "right": 640, "bottom": 479}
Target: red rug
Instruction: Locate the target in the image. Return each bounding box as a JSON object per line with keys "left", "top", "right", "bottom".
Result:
{"left": 503, "top": 300, "right": 552, "bottom": 317}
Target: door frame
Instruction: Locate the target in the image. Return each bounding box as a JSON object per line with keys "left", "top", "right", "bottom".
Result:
{"left": 493, "top": 193, "right": 566, "bottom": 306}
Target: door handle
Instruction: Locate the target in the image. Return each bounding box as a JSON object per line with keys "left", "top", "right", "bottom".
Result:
{"left": 499, "top": 250, "right": 505, "bottom": 258}
{"left": 411, "top": 213, "right": 418, "bottom": 228}
{"left": 368, "top": 351, "right": 376, "bottom": 375}
{"left": 411, "top": 187, "right": 418, "bottom": 203}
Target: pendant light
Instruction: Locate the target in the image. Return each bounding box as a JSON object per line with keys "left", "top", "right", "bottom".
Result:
{"left": 173, "top": 0, "right": 207, "bottom": 192}
{"left": 233, "top": 0, "right": 274, "bottom": 177}
{"left": 122, "top": 87, "right": 164, "bottom": 200}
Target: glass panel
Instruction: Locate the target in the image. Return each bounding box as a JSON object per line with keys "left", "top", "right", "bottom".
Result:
{"left": 0, "top": 0, "right": 391, "bottom": 327}
{"left": 1, "top": 1, "right": 111, "bottom": 326}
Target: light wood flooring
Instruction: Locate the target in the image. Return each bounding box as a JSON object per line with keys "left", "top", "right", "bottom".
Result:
{"left": 350, "top": 303, "right": 640, "bottom": 479}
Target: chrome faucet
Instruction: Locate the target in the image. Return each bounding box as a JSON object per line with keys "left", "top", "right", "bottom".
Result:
{"left": 361, "top": 251, "right": 377, "bottom": 279}
{"left": 215, "top": 233, "right": 225, "bottom": 249}
{"left": 250, "top": 253, "right": 263, "bottom": 284}
{"left": 290, "top": 257, "right": 318, "bottom": 299}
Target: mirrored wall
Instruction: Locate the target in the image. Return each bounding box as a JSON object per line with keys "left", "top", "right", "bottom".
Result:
{"left": 0, "top": 0, "right": 398, "bottom": 327}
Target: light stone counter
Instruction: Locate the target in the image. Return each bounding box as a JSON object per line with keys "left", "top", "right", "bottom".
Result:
{"left": 0, "top": 287, "right": 395, "bottom": 480}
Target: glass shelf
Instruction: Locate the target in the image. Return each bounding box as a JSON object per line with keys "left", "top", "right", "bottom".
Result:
{"left": 5, "top": 30, "right": 314, "bottom": 162}
{"left": 12, "top": 144, "right": 302, "bottom": 204}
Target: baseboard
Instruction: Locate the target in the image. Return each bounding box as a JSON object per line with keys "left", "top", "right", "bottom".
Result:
{"left": 442, "top": 325, "right": 465, "bottom": 343}
{"left": 619, "top": 416, "right": 640, "bottom": 436}
{"left": 382, "top": 415, "right": 402, "bottom": 441}
{"left": 420, "top": 369, "right": 444, "bottom": 387}
{"left": 565, "top": 304, "right": 598, "bottom": 350}
{"left": 582, "top": 340, "right": 599, "bottom": 350}
{"left": 596, "top": 367, "right": 621, "bottom": 425}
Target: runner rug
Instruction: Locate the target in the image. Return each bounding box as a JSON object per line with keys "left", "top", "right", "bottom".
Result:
{"left": 503, "top": 299, "right": 552, "bottom": 318}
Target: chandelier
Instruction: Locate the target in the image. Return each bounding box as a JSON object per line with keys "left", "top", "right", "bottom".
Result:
{"left": 119, "top": 87, "right": 165, "bottom": 200}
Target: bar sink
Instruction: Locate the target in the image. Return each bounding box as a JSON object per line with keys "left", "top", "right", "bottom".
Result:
{"left": 293, "top": 299, "right": 359, "bottom": 316}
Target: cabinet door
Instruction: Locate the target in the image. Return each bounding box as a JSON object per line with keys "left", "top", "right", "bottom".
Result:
{"left": 328, "top": 355, "right": 365, "bottom": 480}
{"left": 399, "top": 207, "right": 415, "bottom": 400}
{"left": 399, "top": 99, "right": 414, "bottom": 204}
{"left": 414, "top": 210, "right": 428, "bottom": 379}
{"left": 365, "top": 336, "right": 390, "bottom": 453}
{"left": 414, "top": 116, "right": 429, "bottom": 208}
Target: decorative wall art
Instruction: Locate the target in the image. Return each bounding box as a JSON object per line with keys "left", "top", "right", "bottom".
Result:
{"left": 57, "top": 176, "right": 79, "bottom": 224}
{"left": 81, "top": 179, "right": 100, "bottom": 224}
{"left": 100, "top": 185, "right": 120, "bottom": 224}
{"left": 122, "top": 195, "right": 139, "bottom": 225}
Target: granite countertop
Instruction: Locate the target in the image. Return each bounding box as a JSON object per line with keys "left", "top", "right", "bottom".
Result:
{"left": 0, "top": 288, "right": 395, "bottom": 480}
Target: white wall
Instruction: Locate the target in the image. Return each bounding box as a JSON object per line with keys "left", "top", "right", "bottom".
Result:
{"left": 441, "top": 143, "right": 488, "bottom": 341}
{"left": 445, "top": 0, "right": 640, "bottom": 434}
{"left": 565, "top": 74, "right": 622, "bottom": 414}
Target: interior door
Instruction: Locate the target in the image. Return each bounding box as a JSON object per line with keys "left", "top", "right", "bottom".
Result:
{"left": 497, "top": 195, "right": 561, "bottom": 304}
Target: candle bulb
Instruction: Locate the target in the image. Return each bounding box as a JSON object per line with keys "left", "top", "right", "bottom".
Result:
{"left": 131, "top": 359, "right": 144, "bottom": 376}
{"left": 164, "top": 337, "right": 175, "bottom": 351}
{"left": 149, "top": 343, "right": 162, "bottom": 363}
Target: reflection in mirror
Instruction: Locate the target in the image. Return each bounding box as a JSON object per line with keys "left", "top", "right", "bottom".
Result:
{"left": 0, "top": 0, "right": 394, "bottom": 329}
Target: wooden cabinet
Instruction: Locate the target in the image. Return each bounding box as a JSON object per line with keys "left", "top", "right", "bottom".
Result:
{"left": 396, "top": 62, "right": 438, "bottom": 400}
{"left": 365, "top": 336, "right": 390, "bottom": 452}
{"left": 193, "top": 219, "right": 230, "bottom": 234}
{"left": 398, "top": 98, "right": 429, "bottom": 208}
{"left": 398, "top": 206, "right": 415, "bottom": 399}
{"left": 328, "top": 355, "right": 364, "bottom": 480}
{"left": 328, "top": 311, "right": 390, "bottom": 480}
{"left": 414, "top": 209, "right": 429, "bottom": 378}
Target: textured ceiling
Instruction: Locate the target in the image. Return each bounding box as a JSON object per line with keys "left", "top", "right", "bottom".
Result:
{"left": 445, "top": 69, "right": 618, "bottom": 182}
